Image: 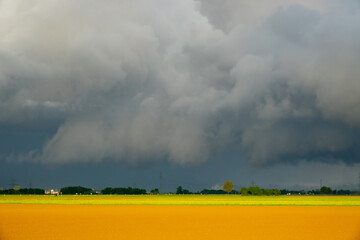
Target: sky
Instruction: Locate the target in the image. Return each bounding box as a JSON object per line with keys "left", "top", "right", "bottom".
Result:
{"left": 0, "top": 0, "right": 360, "bottom": 192}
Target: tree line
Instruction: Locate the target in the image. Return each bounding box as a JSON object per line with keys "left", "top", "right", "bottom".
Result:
{"left": 0, "top": 183, "right": 357, "bottom": 195}
{"left": 101, "top": 187, "right": 146, "bottom": 195}
{"left": 0, "top": 188, "right": 45, "bottom": 195}
{"left": 173, "top": 181, "right": 355, "bottom": 196}
{"left": 173, "top": 182, "right": 281, "bottom": 196}
{"left": 280, "top": 186, "right": 352, "bottom": 195}
{"left": 59, "top": 186, "right": 148, "bottom": 195}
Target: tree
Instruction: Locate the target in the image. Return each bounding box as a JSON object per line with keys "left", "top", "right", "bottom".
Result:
{"left": 320, "top": 186, "right": 332, "bottom": 195}
{"left": 240, "top": 187, "right": 249, "bottom": 195}
{"left": 150, "top": 188, "right": 160, "bottom": 194}
{"left": 182, "top": 189, "right": 191, "bottom": 194}
{"left": 60, "top": 186, "right": 92, "bottom": 195}
{"left": 200, "top": 189, "right": 227, "bottom": 194}
{"left": 263, "top": 189, "right": 273, "bottom": 196}
{"left": 222, "top": 181, "right": 234, "bottom": 194}
{"left": 248, "top": 186, "right": 262, "bottom": 195}
{"left": 101, "top": 187, "right": 146, "bottom": 195}
{"left": 176, "top": 186, "right": 183, "bottom": 194}
{"left": 273, "top": 189, "right": 281, "bottom": 196}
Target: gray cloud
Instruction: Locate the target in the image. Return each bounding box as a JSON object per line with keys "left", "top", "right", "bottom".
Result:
{"left": 0, "top": 0, "right": 359, "bottom": 166}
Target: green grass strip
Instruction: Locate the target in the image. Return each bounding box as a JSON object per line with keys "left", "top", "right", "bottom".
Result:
{"left": 0, "top": 195, "right": 359, "bottom": 206}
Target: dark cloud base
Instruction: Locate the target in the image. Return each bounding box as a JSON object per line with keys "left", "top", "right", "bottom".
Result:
{"left": 0, "top": 0, "right": 359, "bottom": 168}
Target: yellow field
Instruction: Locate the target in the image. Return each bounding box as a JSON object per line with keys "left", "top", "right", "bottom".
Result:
{"left": 1, "top": 196, "right": 359, "bottom": 239}
{"left": 0, "top": 204, "right": 359, "bottom": 240}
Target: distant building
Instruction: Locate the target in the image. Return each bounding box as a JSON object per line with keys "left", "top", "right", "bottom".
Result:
{"left": 45, "top": 189, "right": 59, "bottom": 195}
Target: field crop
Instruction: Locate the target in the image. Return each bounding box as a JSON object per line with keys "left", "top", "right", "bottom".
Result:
{"left": 0, "top": 194, "right": 359, "bottom": 206}
{"left": 1, "top": 195, "right": 359, "bottom": 239}
{"left": 1, "top": 204, "right": 360, "bottom": 240}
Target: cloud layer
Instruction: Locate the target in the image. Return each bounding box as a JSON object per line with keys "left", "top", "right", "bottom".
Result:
{"left": 1, "top": 0, "right": 359, "bottom": 165}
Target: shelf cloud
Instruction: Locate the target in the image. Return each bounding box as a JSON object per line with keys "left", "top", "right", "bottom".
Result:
{"left": 1, "top": 0, "right": 359, "bottom": 166}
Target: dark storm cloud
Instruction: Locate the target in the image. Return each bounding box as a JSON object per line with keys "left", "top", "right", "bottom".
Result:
{"left": 0, "top": 0, "right": 359, "bottom": 166}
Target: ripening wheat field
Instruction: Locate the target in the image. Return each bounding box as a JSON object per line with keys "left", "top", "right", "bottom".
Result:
{"left": 0, "top": 195, "right": 359, "bottom": 240}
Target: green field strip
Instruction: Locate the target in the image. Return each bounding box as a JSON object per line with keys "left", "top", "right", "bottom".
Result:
{"left": 0, "top": 195, "right": 359, "bottom": 206}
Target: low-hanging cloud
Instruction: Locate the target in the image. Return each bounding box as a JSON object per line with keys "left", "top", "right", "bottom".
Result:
{"left": 0, "top": 0, "right": 359, "bottom": 166}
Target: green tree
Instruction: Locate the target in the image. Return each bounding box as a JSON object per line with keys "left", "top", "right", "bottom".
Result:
{"left": 273, "top": 189, "right": 281, "bottom": 196}
{"left": 150, "top": 188, "right": 160, "bottom": 194}
{"left": 320, "top": 186, "right": 332, "bottom": 195}
{"left": 182, "top": 189, "right": 191, "bottom": 194}
{"left": 248, "top": 186, "right": 262, "bottom": 195}
{"left": 176, "top": 186, "right": 183, "bottom": 194}
{"left": 222, "top": 181, "right": 234, "bottom": 194}
{"left": 263, "top": 189, "right": 273, "bottom": 196}
{"left": 60, "top": 186, "right": 92, "bottom": 195}
{"left": 240, "top": 187, "right": 249, "bottom": 195}
{"left": 101, "top": 187, "right": 146, "bottom": 195}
